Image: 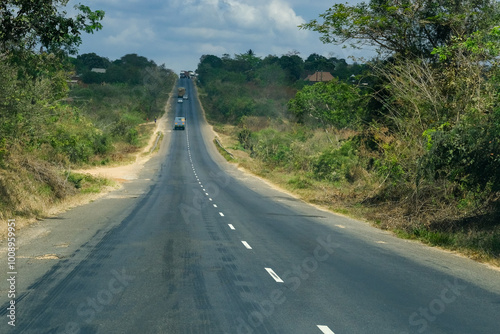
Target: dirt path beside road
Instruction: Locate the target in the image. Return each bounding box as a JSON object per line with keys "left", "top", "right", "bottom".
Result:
{"left": 73, "top": 104, "right": 170, "bottom": 183}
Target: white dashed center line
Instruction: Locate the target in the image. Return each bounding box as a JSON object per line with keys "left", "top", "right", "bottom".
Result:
{"left": 265, "top": 268, "right": 284, "bottom": 283}
{"left": 317, "top": 325, "right": 335, "bottom": 334}
{"left": 241, "top": 241, "right": 252, "bottom": 249}
{"left": 213, "top": 204, "right": 217, "bottom": 208}
{"left": 228, "top": 224, "right": 235, "bottom": 230}
{"left": 219, "top": 212, "right": 224, "bottom": 217}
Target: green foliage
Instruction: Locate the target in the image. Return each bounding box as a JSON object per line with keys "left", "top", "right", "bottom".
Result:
{"left": 300, "top": 0, "right": 500, "bottom": 59}
{"left": 76, "top": 53, "right": 174, "bottom": 91}
{"left": 127, "top": 128, "right": 139, "bottom": 146}
{"left": 72, "top": 53, "right": 111, "bottom": 73}
{"left": 304, "top": 53, "right": 335, "bottom": 73}
{"left": 312, "top": 141, "right": 358, "bottom": 182}
{"left": 252, "top": 129, "right": 294, "bottom": 166}
{"left": 0, "top": 0, "right": 104, "bottom": 55}
{"left": 238, "top": 128, "right": 254, "bottom": 150}
{"left": 422, "top": 110, "right": 500, "bottom": 193}
{"left": 395, "top": 227, "right": 455, "bottom": 247}
{"left": 48, "top": 120, "right": 107, "bottom": 163}
{"left": 197, "top": 52, "right": 366, "bottom": 125}
{"left": 288, "top": 78, "right": 366, "bottom": 129}
{"left": 67, "top": 172, "right": 111, "bottom": 193}
{"left": 279, "top": 54, "right": 304, "bottom": 82}
{"left": 288, "top": 176, "right": 312, "bottom": 189}
{"left": 0, "top": 49, "right": 174, "bottom": 168}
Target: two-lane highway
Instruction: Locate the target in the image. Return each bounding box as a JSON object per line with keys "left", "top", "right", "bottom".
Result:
{"left": 1, "top": 78, "right": 499, "bottom": 333}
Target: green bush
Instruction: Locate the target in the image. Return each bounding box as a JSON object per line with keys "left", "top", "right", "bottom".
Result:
{"left": 127, "top": 128, "right": 139, "bottom": 145}
{"left": 252, "top": 129, "right": 293, "bottom": 166}
{"left": 67, "top": 172, "right": 111, "bottom": 192}
{"left": 288, "top": 176, "right": 312, "bottom": 189}
{"left": 312, "top": 141, "right": 358, "bottom": 182}
{"left": 422, "top": 110, "right": 500, "bottom": 195}
{"left": 93, "top": 133, "right": 112, "bottom": 155}
{"left": 238, "top": 128, "right": 254, "bottom": 150}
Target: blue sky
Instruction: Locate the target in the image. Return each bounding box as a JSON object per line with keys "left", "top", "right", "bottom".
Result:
{"left": 67, "top": 0, "right": 373, "bottom": 74}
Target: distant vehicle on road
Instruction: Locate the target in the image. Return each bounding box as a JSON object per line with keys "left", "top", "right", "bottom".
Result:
{"left": 183, "top": 94, "right": 188, "bottom": 100}
{"left": 177, "top": 98, "right": 183, "bottom": 103}
{"left": 177, "top": 87, "right": 185, "bottom": 98}
{"left": 174, "top": 117, "right": 185, "bottom": 130}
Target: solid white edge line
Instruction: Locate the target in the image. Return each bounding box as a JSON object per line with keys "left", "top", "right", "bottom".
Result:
{"left": 265, "top": 268, "right": 284, "bottom": 283}
{"left": 317, "top": 325, "right": 335, "bottom": 334}
{"left": 228, "top": 224, "right": 235, "bottom": 230}
{"left": 241, "top": 241, "right": 252, "bottom": 249}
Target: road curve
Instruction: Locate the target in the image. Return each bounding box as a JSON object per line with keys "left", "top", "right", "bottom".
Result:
{"left": 1, "top": 78, "right": 499, "bottom": 334}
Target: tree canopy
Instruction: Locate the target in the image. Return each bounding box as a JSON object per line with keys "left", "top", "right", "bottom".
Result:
{"left": 0, "top": 0, "right": 104, "bottom": 55}
{"left": 288, "top": 78, "right": 365, "bottom": 129}
{"left": 300, "top": 0, "right": 500, "bottom": 58}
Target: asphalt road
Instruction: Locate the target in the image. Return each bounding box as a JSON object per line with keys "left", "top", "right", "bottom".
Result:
{"left": 1, "top": 78, "right": 499, "bottom": 334}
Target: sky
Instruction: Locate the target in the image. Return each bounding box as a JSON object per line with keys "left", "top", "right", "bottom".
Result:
{"left": 66, "top": 0, "right": 373, "bottom": 74}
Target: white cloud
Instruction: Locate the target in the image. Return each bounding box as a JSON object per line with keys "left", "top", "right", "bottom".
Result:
{"left": 197, "top": 43, "right": 228, "bottom": 55}
{"left": 104, "top": 18, "right": 156, "bottom": 47}
{"left": 68, "top": 0, "right": 375, "bottom": 74}
{"left": 267, "top": 0, "right": 305, "bottom": 32}
{"left": 173, "top": 27, "right": 239, "bottom": 41}
{"left": 221, "top": 1, "right": 262, "bottom": 28}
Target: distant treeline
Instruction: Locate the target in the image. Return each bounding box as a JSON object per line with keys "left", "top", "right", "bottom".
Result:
{"left": 72, "top": 52, "right": 170, "bottom": 85}
{"left": 197, "top": 51, "right": 367, "bottom": 124}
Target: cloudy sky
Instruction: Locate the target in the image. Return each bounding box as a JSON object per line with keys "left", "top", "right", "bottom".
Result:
{"left": 67, "top": 0, "right": 372, "bottom": 74}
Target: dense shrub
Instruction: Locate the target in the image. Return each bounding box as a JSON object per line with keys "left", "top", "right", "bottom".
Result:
{"left": 312, "top": 141, "right": 358, "bottom": 182}
{"left": 422, "top": 110, "right": 500, "bottom": 194}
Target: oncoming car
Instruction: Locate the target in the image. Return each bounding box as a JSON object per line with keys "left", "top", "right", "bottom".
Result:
{"left": 174, "top": 117, "right": 185, "bottom": 130}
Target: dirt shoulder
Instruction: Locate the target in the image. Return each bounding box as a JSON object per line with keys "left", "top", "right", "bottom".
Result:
{"left": 72, "top": 106, "right": 169, "bottom": 183}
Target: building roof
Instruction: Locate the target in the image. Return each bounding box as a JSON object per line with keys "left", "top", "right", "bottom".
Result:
{"left": 305, "top": 71, "right": 334, "bottom": 82}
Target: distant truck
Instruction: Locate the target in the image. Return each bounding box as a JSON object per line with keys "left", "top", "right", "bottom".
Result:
{"left": 177, "top": 87, "right": 185, "bottom": 98}
{"left": 174, "top": 117, "right": 185, "bottom": 130}
{"left": 180, "top": 70, "right": 194, "bottom": 79}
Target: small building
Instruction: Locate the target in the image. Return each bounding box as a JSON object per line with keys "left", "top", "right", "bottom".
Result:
{"left": 66, "top": 74, "right": 81, "bottom": 86}
{"left": 91, "top": 68, "right": 106, "bottom": 73}
{"left": 305, "top": 71, "right": 334, "bottom": 82}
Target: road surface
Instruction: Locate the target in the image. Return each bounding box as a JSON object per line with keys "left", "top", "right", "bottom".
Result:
{"left": 1, "top": 78, "right": 499, "bottom": 334}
